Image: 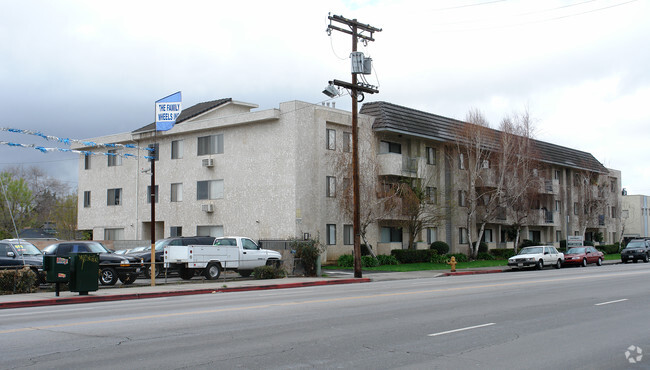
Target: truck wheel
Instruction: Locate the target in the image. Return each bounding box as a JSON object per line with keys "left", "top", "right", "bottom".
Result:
{"left": 239, "top": 270, "right": 252, "bottom": 277}
{"left": 204, "top": 264, "right": 221, "bottom": 280}
{"left": 179, "top": 267, "right": 195, "bottom": 280}
{"left": 99, "top": 267, "right": 118, "bottom": 286}
{"left": 119, "top": 274, "right": 137, "bottom": 285}
{"left": 144, "top": 263, "right": 162, "bottom": 279}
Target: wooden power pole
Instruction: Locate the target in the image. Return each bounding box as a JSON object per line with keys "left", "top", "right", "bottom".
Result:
{"left": 326, "top": 14, "right": 381, "bottom": 278}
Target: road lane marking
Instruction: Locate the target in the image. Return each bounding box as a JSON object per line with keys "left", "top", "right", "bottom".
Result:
{"left": 428, "top": 323, "right": 495, "bottom": 337}
{"left": 595, "top": 298, "right": 628, "bottom": 306}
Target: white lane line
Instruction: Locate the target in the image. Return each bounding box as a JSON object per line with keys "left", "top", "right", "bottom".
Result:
{"left": 428, "top": 323, "right": 495, "bottom": 337}
{"left": 595, "top": 298, "right": 628, "bottom": 306}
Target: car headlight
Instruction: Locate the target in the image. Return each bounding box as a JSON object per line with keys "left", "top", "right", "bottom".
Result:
{"left": 120, "top": 259, "right": 130, "bottom": 266}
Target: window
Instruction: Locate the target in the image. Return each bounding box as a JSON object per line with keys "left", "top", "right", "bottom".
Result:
{"left": 610, "top": 178, "right": 617, "bottom": 192}
{"left": 107, "top": 149, "right": 122, "bottom": 167}
{"left": 242, "top": 239, "right": 259, "bottom": 250}
{"left": 458, "top": 190, "right": 467, "bottom": 207}
{"left": 574, "top": 202, "right": 579, "bottom": 215}
{"left": 482, "top": 229, "right": 493, "bottom": 243}
{"left": 459, "top": 228, "right": 468, "bottom": 244}
{"left": 326, "top": 176, "right": 336, "bottom": 197}
{"left": 556, "top": 230, "right": 562, "bottom": 242}
{"left": 170, "top": 226, "right": 182, "bottom": 237}
{"left": 481, "top": 159, "right": 490, "bottom": 169}
{"left": 343, "top": 132, "right": 351, "bottom": 152}
{"left": 171, "top": 140, "right": 183, "bottom": 159}
{"left": 611, "top": 206, "right": 617, "bottom": 218}
{"left": 458, "top": 153, "right": 465, "bottom": 169}
{"left": 198, "top": 134, "right": 224, "bottom": 155}
{"left": 84, "top": 154, "right": 90, "bottom": 170}
{"left": 426, "top": 147, "right": 436, "bottom": 165}
{"left": 426, "top": 228, "right": 437, "bottom": 244}
{"left": 344, "top": 224, "right": 353, "bottom": 245}
{"left": 171, "top": 183, "right": 183, "bottom": 202}
{"left": 107, "top": 188, "right": 122, "bottom": 206}
{"left": 197, "top": 180, "right": 224, "bottom": 200}
{"left": 555, "top": 200, "right": 561, "bottom": 212}
{"left": 83, "top": 191, "right": 91, "bottom": 208}
{"left": 104, "top": 228, "right": 124, "bottom": 240}
{"left": 380, "top": 227, "right": 402, "bottom": 243}
{"left": 529, "top": 230, "right": 541, "bottom": 242}
{"left": 327, "top": 129, "right": 336, "bottom": 150}
{"left": 426, "top": 187, "right": 437, "bottom": 204}
{"left": 379, "top": 141, "right": 401, "bottom": 154}
{"left": 148, "top": 143, "right": 159, "bottom": 161}
{"left": 197, "top": 225, "right": 224, "bottom": 238}
{"left": 554, "top": 170, "right": 561, "bottom": 180}
{"left": 147, "top": 185, "right": 159, "bottom": 203}
{"left": 327, "top": 224, "right": 336, "bottom": 245}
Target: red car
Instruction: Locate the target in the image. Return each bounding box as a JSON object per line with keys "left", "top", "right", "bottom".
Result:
{"left": 563, "top": 246, "right": 604, "bottom": 267}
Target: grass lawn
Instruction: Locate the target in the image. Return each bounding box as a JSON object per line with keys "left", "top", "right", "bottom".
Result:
{"left": 324, "top": 253, "right": 622, "bottom": 272}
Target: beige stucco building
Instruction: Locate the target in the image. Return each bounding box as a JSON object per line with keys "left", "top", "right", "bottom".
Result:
{"left": 76, "top": 99, "right": 622, "bottom": 262}
{"left": 621, "top": 194, "right": 650, "bottom": 239}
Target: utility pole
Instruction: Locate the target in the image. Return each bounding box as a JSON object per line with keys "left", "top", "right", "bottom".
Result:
{"left": 326, "top": 14, "right": 381, "bottom": 278}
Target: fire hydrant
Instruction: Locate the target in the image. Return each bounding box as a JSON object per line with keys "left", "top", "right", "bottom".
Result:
{"left": 447, "top": 256, "right": 457, "bottom": 272}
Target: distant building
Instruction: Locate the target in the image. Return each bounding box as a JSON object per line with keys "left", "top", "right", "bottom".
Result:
{"left": 621, "top": 194, "right": 650, "bottom": 239}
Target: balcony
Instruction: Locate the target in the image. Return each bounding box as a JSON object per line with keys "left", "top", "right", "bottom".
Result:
{"left": 378, "top": 153, "right": 421, "bottom": 177}
{"left": 539, "top": 179, "right": 560, "bottom": 195}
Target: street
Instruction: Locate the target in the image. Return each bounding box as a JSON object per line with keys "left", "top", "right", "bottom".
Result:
{"left": 2, "top": 263, "right": 650, "bottom": 369}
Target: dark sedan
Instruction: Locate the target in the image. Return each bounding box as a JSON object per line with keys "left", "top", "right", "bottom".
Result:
{"left": 43, "top": 241, "right": 143, "bottom": 285}
{"left": 563, "top": 246, "right": 604, "bottom": 267}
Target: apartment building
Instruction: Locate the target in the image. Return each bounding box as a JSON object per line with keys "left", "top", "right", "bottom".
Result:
{"left": 360, "top": 102, "right": 622, "bottom": 254}
{"left": 75, "top": 99, "right": 374, "bottom": 262}
{"left": 76, "top": 98, "right": 622, "bottom": 262}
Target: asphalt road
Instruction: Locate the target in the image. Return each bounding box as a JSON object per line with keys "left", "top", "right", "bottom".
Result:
{"left": 2, "top": 263, "right": 650, "bottom": 369}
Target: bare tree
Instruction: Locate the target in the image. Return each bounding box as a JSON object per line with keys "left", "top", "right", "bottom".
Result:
{"left": 453, "top": 109, "right": 495, "bottom": 259}
{"left": 500, "top": 110, "right": 540, "bottom": 252}
{"left": 394, "top": 176, "right": 445, "bottom": 250}
{"left": 573, "top": 170, "right": 608, "bottom": 238}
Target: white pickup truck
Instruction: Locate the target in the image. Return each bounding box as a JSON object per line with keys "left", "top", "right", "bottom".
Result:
{"left": 163, "top": 236, "right": 282, "bottom": 280}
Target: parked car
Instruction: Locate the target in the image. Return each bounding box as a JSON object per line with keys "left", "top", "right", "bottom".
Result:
{"left": 508, "top": 245, "right": 564, "bottom": 270}
{"left": 621, "top": 239, "right": 650, "bottom": 263}
{"left": 563, "top": 246, "right": 604, "bottom": 267}
{"left": 43, "top": 241, "right": 143, "bottom": 285}
{"left": 115, "top": 246, "right": 147, "bottom": 255}
{"left": 0, "top": 239, "right": 45, "bottom": 283}
{"left": 129, "top": 236, "right": 216, "bottom": 279}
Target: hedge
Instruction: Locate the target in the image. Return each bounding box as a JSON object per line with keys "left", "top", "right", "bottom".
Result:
{"left": 0, "top": 267, "right": 38, "bottom": 294}
{"left": 391, "top": 249, "right": 438, "bottom": 263}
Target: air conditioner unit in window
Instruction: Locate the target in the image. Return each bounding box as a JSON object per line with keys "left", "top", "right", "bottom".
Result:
{"left": 201, "top": 203, "right": 214, "bottom": 213}
{"left": 202, "top": 158, "right": 214, "bottom": 167}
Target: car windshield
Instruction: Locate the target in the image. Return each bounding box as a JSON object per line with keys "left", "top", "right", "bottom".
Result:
{"left": 625, "top": 241, "right": 644, "bottom": 249}
{"left": 519, "top": 247, "right": 543, "bottom": 255}
{"left": 13, "top": 242, "right": 42, "bottom": 256}
{"left": 86, "top": 242, "right": 111, "bottom": 253}
{"left": 567, "top": 247, "right": 585, "bottom": 254}
{"left": 154, "top": 239, "right": 172, "bottom": 251}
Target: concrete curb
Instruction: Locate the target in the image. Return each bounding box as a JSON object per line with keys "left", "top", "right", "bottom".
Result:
{"left": 440, "top": 269, "right": 505, "bottom": 276}
{"left": 0, "top": 278, "right": 371, "bottom": 310}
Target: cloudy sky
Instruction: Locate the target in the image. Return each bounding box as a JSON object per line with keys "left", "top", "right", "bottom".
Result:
{"left": 1, "top": 0, "right": 649, "bottom": 195}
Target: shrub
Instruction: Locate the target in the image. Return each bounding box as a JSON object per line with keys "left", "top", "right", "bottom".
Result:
{"left": 489, "top": 248, "right": 516, "bottom": 259}
{"left": 391, "top": 249, "right": 437, "bottom": 263}
{"left": 584, "top": 240, "right": 594, "bottom": 246}
{"left": 0, "top": 267, "right": 38, "bottom": 294}
{"left": 448, "top": 253, "right": 468, "bottom": 263}
{"left": 430, "top": 241, "right": 450, "bottom": 255}
{"left": 596, "top": 244, "right": 619, "bottom": 255}
{"left": 337, "top": 254, "right": 354, "bottom": 268}
{"left": 376, "top": 254, "right": 400, "bottom": 266}
{"left": 253, "top": 265, "right": 285, "bottom": 279}
{"left": 430, "top": 253, "right": 448, "bottom": 264}
{"left": 477, "top": 252, "right": 495, "bottom": 260}
{"left": 291, "top": 238, "right": 325, "bottom": 276}
{"left": 473, "top": 241, "right": 488, "bottom": 253}
{"left": 361, "top": 244, "right": 373, "bottom": 256}
{"left": 519, "top": 239, "right": 536, "bottom": 249}
{"left": 361, "top": 256, "right": 379, "bottom": 267}
{"left": 559, "top": 240, "right": 567, "bottom": 250}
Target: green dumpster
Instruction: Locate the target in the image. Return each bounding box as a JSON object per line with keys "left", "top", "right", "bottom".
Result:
{"left": 69, "top": 252, "right": 99, "bottom": 295}
{"left": 43, "top": 255, "right": 70, "bottom": 297}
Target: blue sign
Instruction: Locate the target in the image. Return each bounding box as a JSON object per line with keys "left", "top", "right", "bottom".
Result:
{"left": 155, "top": 91, "right": 182, "bottom": 131}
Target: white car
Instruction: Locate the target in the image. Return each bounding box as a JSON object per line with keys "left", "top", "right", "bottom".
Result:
{"left": 508, "top": 246, "right": 564, "bottom": 270}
